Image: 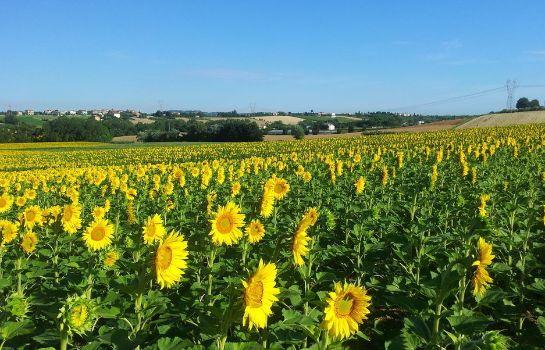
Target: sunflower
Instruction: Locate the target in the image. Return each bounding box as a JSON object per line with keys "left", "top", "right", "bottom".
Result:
{"left": 269, "top": 176, "right": 290, "bottom": 200}
{"left": 59, "top": 295, "right": 96, "bottom": 336}
{"left": 0, "top": 220, "right": 19, "bottom": 245}
{"left": 103, "top": 250, "right": 120, "bottom": 268}
{"left": 231, "top": 181, "right": 241, "bottom": 197}
{"left": 354, "top": 177, "right": 366, "bottom": 194}
{"left": 92, "top": 206, "right": 106, "bottom": 220}
{"left": 155, "top": 231, "right": 189, "bottom": 289}
{"left": 15, "top": 196, "right": 26, "bottom": 208}
{"left": 83, "top": 218, "right": 114, "bottom": 251}
{"left": 292, "top": 225, "right": 311, "bottom": 266}
{"left": 322, "top": 282, "right": 371, "bottom": 340}
{"left": 61, "top": 202, "right": 82, "bottom": 235}
{"left": 302, "top": 207, "right": 319, "bottom": 227}
{"left": 246, "top": 219, "right": 265, "bottom": 243}
{"left": 472, "top": 237, "right": 495, "bottom": 297}
{"left": 22, "top": 205, "right": 42, "bottom": 229}
{"left": 21, "top": 231, "right": 38, "bottom": 254}
{"left": 0, "top": 193, "right": 13, "bottom": 213}
{"left": 142, "top": 214, "right": 167, "bottom": 245}
{"left": 209, "top": 202, "right": 245, "bottom": 246}
{"left": 259, "top": 187, "right": 275, "bottom": 218}
{"left": 242, "top": 260, "right": 280, "bottom": 330}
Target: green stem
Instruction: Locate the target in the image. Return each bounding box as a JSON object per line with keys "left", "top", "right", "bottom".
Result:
{"left": 60, "top": 329, "right": 69, "bottom": 350}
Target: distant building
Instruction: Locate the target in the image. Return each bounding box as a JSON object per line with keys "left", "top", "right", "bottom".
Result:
{"left": 331, "top": 112, "right": 336, "bottom": 118}
{"left": 24, "top": 109, "right": 34, "bottom": 115}
{"left": 66, "top": 110, "right": 76, "bottom": 115}
{"left": 418, "top": 120, "right": 425, "bottom": 125}
{"left": 267, "top": 129, "right": 284, "bottom": 135}
{"left": 15, "top": 111, "right": 23, "bottom": 116}
{"left": 326, "top": 123, "right": 336, "bottom": 131}
{"left": 77, "top": 109, "right": 88, "bottom": 115}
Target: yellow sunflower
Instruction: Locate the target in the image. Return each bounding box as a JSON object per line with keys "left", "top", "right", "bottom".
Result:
{"left": 15, "top": 196, "right": 26, "bottom": 208}
{"left": 354, "top": 177, "right": 366, "bottom": 194}
{"left": 155, "top": 231, "right": 189, "bottom": 289}
{"left": 61, "top": 202, "right": 82, "bottom": 235}
{"left": 142, "top": 214, "right": 167, "bottom": 245}
{"left": 231, "top": 181, "right": 241, "bottom": 197}
{"left": 472, "top": 237, "right": 494, "bottom": 297}
{"left": 292, "top": 226, "right": 311, "bottom": 266}
{"left": 92, "top": 206, "right": 106, "bottom": 220}
{"left": 0, "top": 193, "right": 13, "bottom": 213}
{"left": 322, "top": 282, "right": 371, "bottom": 340}
{"left": 209, "top": 202, "right": 245, "bottom": 246}
{"left": 242, "top": 260, "right": 280, "bottom": 330}
{"left": 103, "top": 250, "right": 120, "bottom": 268}
{"left": 302, "top": 207, "right": 319, "bottom": 228}
{"left": 246, "top": 219, "right": 265, "bottom": 243}
{"left": 259, "top": 187, "right": 275, "bottom": 219}
{"left": 269, "top": 176, "right": 290, "bottom": 200}
{"left": 22, "top": 205, "right": 42, "bottom": 229}
{"left": 0, "top": 220, "right": 19, "bottom": 245}
{"left": 21, "top": 231, "right": 38, "bottom": 254}
{"left": 83, "top": 218, "right": 114, "bottom": 251}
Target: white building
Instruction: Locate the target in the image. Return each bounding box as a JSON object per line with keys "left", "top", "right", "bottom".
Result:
{"left": 24, "top": 109, "right": 34, "bottom": 115}
{"left": 326, "top": 123, "right": 336, "bottom": 131}
{"left": 331, "top": 112, "right": 336, "bottom": 118}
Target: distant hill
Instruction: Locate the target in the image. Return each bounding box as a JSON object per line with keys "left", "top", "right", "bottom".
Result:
{"left": 458, "top": 110, "right": 545, "bottom": 129}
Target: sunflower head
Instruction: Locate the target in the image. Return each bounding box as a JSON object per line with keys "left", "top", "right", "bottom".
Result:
{"left": 5, "top": 292, "right": 30, "bottom": 320}
{"left": 22, "top": 206, "right": 42, "bottom": 229}
{"left": 322, "top": 282, "right": 371, "bottom": 340}
{"left": 292, "top": 226, "right": 311, "bottom": 266}
{"left": 142, "top": 214, "right": 167, "bottom": 245}
{"left": 61, "top": 202, "right": 82, "bottom": 235}
{"left": 59, "top": 295, "right": 97, "bottom": 336}
{"left": 83, "top": 218, "right": 114, "bottom": 251}
{"left": 0, "top": 220, "right": 19, "bottom": 245}
{"left": 242, "top": 260, "right": 280, "bottom": 330}
{"left": 0, "top": 193, "right": 13, "bottom": 213}
{"left": 103, "top": 249, "right": 120, "bottom": 268}
{"left": 209, "top": 202, "right": 245, "bottom": 246}
{"left": 246, "top": 220, "right": 265, "bottom": 243}
{"left": 472, "top": 237, "right": 494, "bottom": 298}
{"left": 21, "top": 231, "right": 38, "bottom": 254}
{"left": 155, "top": 231, "right": 189, "bottom": 289}
{"left": 268, "top": 176, "right": 290, "bottom": 200}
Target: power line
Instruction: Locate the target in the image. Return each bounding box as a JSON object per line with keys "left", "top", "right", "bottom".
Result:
{"left": 384, "top": 86, "right": 505, "bottom": 112}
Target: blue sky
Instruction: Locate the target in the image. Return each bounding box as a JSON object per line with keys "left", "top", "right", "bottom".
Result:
{"left": 1, "top": 0, "right": 544, "bottom": 115}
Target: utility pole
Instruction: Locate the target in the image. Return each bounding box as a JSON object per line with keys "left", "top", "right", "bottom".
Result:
{"left": 506, "top": 80, "right": 518, "bottom": 110}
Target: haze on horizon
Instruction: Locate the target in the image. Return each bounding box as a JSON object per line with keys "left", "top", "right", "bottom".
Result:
{"left": 1, "top": 0, "right": 544, "bottom": 115}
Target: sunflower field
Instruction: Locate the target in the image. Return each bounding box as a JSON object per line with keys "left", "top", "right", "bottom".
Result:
{"left": 1, "top": 124, "right": 545, "bottom": 349}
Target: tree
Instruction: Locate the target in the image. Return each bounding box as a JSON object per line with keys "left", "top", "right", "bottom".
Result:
{"left": 530, "top": 99, "right": 540, "bottom": 108}
{"left": 291, "top": 125, "right": 305, "bottom": 140}
{"left": 516, "top": 97, "right": 530, "bottom": 109}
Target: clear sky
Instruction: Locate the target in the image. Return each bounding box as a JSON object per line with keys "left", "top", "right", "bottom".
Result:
{"left": 2, "top": 0, "right": 545, "bottom": 115}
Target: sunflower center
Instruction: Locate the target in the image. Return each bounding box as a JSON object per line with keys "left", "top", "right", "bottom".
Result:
{"left": 91, "top": 226, "right": 106, "bottom": 241}
{"left": 274, "top": 183, "right": 285, "bottom": 193}
{"left": 64, "top": 207, "right": 73, "bottom": 221}
{"left": 157, "top": 246, "right": 173, "bottom": 270}
{"left": 217, "top": 215, "right": 233, "bottom": 234}
{"left": 245, "top": 280, "right": 264, "bottom": 308}
{"left": 26, "top": 211, "right": 36, "bottom": 222}
{"left": 0, "top": 198, "right": 6, "bottom": 207}
{"left": 70, "top": 305, "right": 88, "bottom": 327}
{"left": 334, "top": 294, "right": 355, "bottom": 317}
